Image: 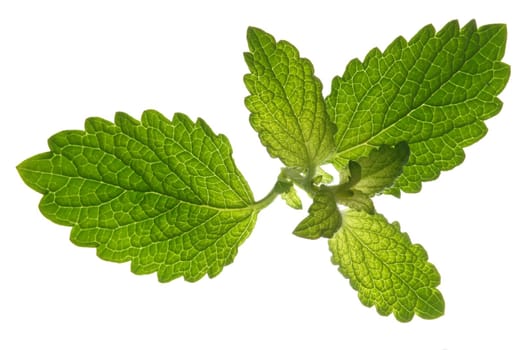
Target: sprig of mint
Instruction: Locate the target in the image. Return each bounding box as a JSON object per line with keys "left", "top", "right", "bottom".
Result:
{"left": 17, "top": 20, "right": 509, "bottom": 322}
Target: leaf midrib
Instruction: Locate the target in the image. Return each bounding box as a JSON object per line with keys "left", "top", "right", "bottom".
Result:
{"left": 348, "top": 222, "right": 441, "bottom": 316}
{"left": 251, "top": 30, "right": 316, "bottom": 168}
{"left": 333, "top": 25, "right": 483, "bottom": 161}
{"left": 24, "top": 166, "right": 255, "bottom": 212}
{"left": 55, "top": 121, "right": 253, "bottom": 208}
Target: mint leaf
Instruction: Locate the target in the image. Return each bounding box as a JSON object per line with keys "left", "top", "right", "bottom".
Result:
{"left": 331, "top": 143, "right": 408, "bottom": 212}
{"left": 16, "top": 22, "right": 510, "bottom": 322}
{"left": 329, "top": 210, "right": 444, "bottom": 321}
{"left": 244, "top": 27, "right": 336, "bottom": 170}
{"left": 17, "top": 110, "right": 258, "bottom": 282}
{"left": 335, "top": 189, "right": 375, "bottom": 214}
{"left": 314, "top": 166, "right": 335, "bottom": 185}
{"left": 293, "top": 187, "right": 341, "bottom": 239}
{"left": 281, "top": 185, "right": 303, "bottom": 210}
{"left": 326, "top": 20, "right": 510, "bottom": 193}
{"left": 349, "top": 142, "right": 409, "bottom": 196}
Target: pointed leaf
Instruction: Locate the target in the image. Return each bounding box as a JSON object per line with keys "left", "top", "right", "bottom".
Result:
{"left": 244, "top": 27, "right": 336, "bottom": 169}
{"left": 326, "top": 20, "right": 510, "bottom": 193}
{"left": 281, "top": 185, "right": 303, "bottom": 210}
{"left": 293, "top": 187, "right": 341, "bottom": 239}
{"left": 17, "top": 110, "right": 258, "bottom": 282}
{"left": 329, "top": 210, "right": 444, "bottom": 321}
{"left": 314, "top": 166, "right": 335, "bottom": 185}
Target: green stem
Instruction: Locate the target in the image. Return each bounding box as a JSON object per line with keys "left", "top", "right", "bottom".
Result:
{"left": 252, "top": 179, "right": 292, "bottom": 211}
{"left": 252, "top": 166, "right": 321, "bottom": 211}
{"left": 280, "top": 166, "right": 318, "bottom": 197}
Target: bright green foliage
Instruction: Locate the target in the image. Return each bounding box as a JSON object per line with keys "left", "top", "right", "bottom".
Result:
{"left": 348, "top": 142, "right": 410, "bottom": 196}
{"left": 17, "top": 20, "right": 509, "bottom": 322}
{"left": 17, "top": 110, "right": 258, "bottom": 282}
{"left": 326, "top": 20, "right": 510, "bottom": 193}
{"left": 281, "top": 185, "right": 303, "bottom": 209}
{"left": 332, "top": 143, "right": 409, "bottom": 212}
{"left": 329, "top": 210, "right": 444, "bottom": 322}
{"left": 335, "top": 190, "right": 375, "bottom": 214}
{"left": 293, "top": 187, "right": 341, "bottom": 239}
{"left": 314, "top": 167, "right": 334, "bottom": 185}
{"left": 244, "top": 27, "right": 336, "bottom": 170}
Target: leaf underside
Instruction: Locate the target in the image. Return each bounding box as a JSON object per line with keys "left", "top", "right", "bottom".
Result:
{"left": 326, "top": 20, "right": 510, "bottom": 193}
{"left": 329, "top": 210, "right": 444, "bottom": 321}
{"left": 17, "top": 110, "right": 258, "bottom": 282}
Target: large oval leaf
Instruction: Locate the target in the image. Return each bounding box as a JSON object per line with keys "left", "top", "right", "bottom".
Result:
{"left": 17, "top": 110, "right": 258, "bottom": 282}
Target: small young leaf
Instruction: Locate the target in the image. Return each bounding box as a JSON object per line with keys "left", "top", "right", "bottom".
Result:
{"left": 17, "top": 110, "right": 259, "bottom": 282}
{"left": 329, "top": 210, "right": 444, "bottom": 322}
{"left": 314, "top": 166, "right": 335, "bottom": 185}
{"left": 335, "top": 190, "right": 375, "bottom": 214}
{"left": 244, "top": 27, "right": 336, "bottom": 170}
{"left": 281, "top": 185, "right": 303, "bottom": 210}
{"left": 293, "top": 187, "right": 341, "bottom": 239}
{"left": 326, "top": 20, "right": 510, "bottom": 193}
{"left": 349, "top": 142, "right": 409, "bottom": 196}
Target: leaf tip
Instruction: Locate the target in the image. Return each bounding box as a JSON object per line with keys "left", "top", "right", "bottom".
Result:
{"left": 246, "top": 26, "right": 270, "bottom": 48}
{"left": 246, "top": 26, "right": 260, "bottom": 35}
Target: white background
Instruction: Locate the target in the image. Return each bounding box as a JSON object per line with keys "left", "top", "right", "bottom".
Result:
{"left": 1, "top": 1, "right": 521, "bottom": 349}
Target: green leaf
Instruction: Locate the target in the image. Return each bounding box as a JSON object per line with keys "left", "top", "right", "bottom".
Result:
{"left": 335, "top": 189, "right": 375, "bottom": 214}
{"left": 17, "top": 110, "right": 258, "bottom": 282}
{"left": 281, "top": 185, "right": 303, "bottom": 210}
{"left": 329, "top": 210, "right": 444, "bottom": 321}
{"left": 293, "top": 187, "right": 341, "bottom": 239}
{"left": 313, "top": 166, "right": 335, "bottom": 185}
{"left": 244, "top": 27, "right": 336, "bottom": 170}
{"left": 326, "top": 20, "right": 510, "bottom": 193}
{"left": 349, "top": 142, "right": 409, "bottom": 196}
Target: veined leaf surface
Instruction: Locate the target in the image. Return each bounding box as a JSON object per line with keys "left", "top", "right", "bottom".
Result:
{"left": 326, "top": 20, "right": 510, "bottom": 193}
{"left": 329, "top": 210, "right": 444, "bottom": 321}
{"left": 244, "top": 27, "right": 336, "bottom": 170}
{"left": 17, "top": 110, "right": 258, "bottom": 282}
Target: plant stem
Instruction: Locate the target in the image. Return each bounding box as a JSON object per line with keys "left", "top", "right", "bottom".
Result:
{"left": 252, "top": 166, "right": 320, "bottom": 211}
{"left": 252, "top": 179, "right": 292, "bottom": 211}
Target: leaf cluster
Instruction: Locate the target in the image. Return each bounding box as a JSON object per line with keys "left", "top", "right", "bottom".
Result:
{"left": 17, "top": 20, "right": 509, "bottom": 322}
